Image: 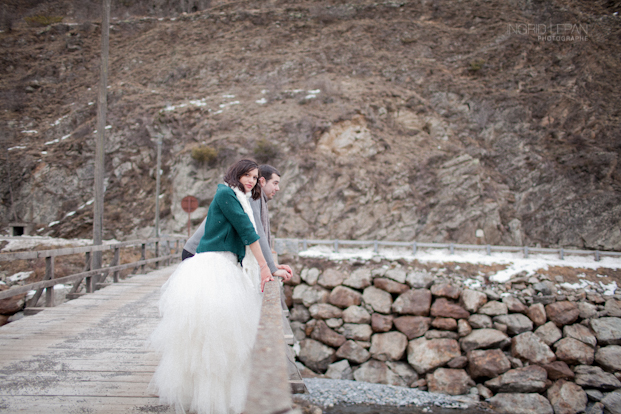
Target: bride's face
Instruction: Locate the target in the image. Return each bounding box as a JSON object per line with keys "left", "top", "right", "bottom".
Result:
{"left": 239, "top": 168, "right": 258, "bottom": 193}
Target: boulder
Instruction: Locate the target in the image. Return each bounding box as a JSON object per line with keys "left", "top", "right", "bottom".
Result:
{"left": 476, "top": 384, "right": 493, "bottom": 400}
{"left": 605, "top": 299, "right": 621, "bottom": 318}
{"left": 385, "top": 268, "right": 407, "bottom": 284}
{"left": 301, "top": 267, "right": 320, "bottom": 285}
{"left": 547, "top": 380, "right": 588, "bottom": 414}
{"left": 574, "top": 365, "right": 621, "bottom": 390}
{"left": 373, "top": 277, "right": 409, "bottom": 294}
{"left": 601, "top": 391, "right": 621, "bottom": 414}
{"left": 554, "top": 337, "right": 594, "bottom": 366}
{"left": 431, "top": 317, "right": 457, "bottom": 331}
{"left": 425, "top": 330, "right": 459, "bottom": 340}
{"left": 493, "top": 313, "right": 534, "bottom": 336}
{"left": 426, "top": 368, "right": 474, "bottom": 395}
{"left": 460, "top": 289, "right": 488, "bottom": 313}
{"left": 590, "top": 317, "right": 621, "bottom": 346}
{"left": 447, "top": 355, "right": 468, "bottom": 369}
{"left": 325, "top": 359, "right": 354, "bottom": 380}
{"left": 546, "top": 301, "right": 580, "bottom": 327}
{"left": 341, "top": 323, "right": 373, "bottom": 341}
{"left": 309, "top": 303, "right": 343, "bottom": 319}
{"left": 407, "top": 337, "right": 462, "bottom": 374}
{"left": 353, "top": 359, "right": 405, "bottom": 386}
{"left": 311, "top": 320, "right": 347, "bottom": 348}
{"left": 563, "top": 323, "right": 597, "bottom": 347}
{"left": 478, "top": 301, "right": 508, "bottom": 316}
{"left": 535, "top": 321, "right": 563, "bottom": 346}
{"left": 542, "top": 361, "right": 575, "bottom": 381}
{"left": 342, "top": 306, "right": 371, "bottom": 324}
{"left": 503, "top": 296, "right": 528, "bottom": 313}
{"left": 489, "top": 393, "right": 553, "bottom": 414}
{"left": 460, "top": 328, "right": 510, "bottom": 352}
{"left": 317, "top": 268, "right": 347, "bottom": 289}
{"left": 394, "top": 316, "right": 431, "bottom": 340}
{"left": 392, "top": 289, "right": 432, "bottom": 316}
{"left": 298, "top": 339, "right": 336, "bottom": 373}
{"left": 527, "top": 303, "right": 547, "bottom": 326}
{"left": 406, "top": 271, "right": 434, "bottom": 289}
{"left": 511, "top": 331, "right": 556, "bottom": 365}
{"left": 467, "top": 349, "right": 512, "bottom": 379}
{"left": 386, "top": 361, "right": 419, "bottom": 387}
{"left": 329, "top": 286, "right": 363, "bottom": 309}
{"left": 484, "top": 365, "right": 548, "bottom": 393}
{"left": 430, "top": 298, "right": 470, "bottom": 319}
{"left": 300, "top": 285, "right": 330, "bottom": 307}
{"left": 290, "top": 304, "right": 311, "bottom": 323}
{"left": 468, "top": 314, "right": 493, "bottom": 329}
{"left": 595, "top": 345, "right": 621, "bottom": 372}
{"left": 362, "top": 286, "right": 393, "bottom": 314}
{"left": 342, "top": 268, "right": 372, "bottom": 290}
{"left": 586, "top": 389, "right": 604, "bottom": 402}
{"left": 290, "top": 321, "right": 307, "bottom": 341}
{"left": 336, "top": 340, "right": 371, "bottom": 365}
{"left": 370, "top": 331, "right": 408, "bottom": 361}
{"left": 430, "top": 283, "right": 461, "bottom": 300}
{"left": 0, "top": 293, "right": 26, "bottom": 315}
{"left": 457, "top": 319, "right": 472, "bottom": 337}
{"left": 371, "top": 313, "right": 394, "bottom": 332}
{"left": 578, "top": 302, "right": 598, "bottom": 319}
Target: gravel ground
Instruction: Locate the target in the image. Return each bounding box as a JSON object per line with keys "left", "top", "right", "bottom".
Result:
{"left": 293, "top": 378, "right": 483, "bottom": 411}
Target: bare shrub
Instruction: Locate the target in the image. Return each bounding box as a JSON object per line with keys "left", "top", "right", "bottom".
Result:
{"left": 191, "top": 145, "right": 218, "bottom": 164}
{"left": 253, "top": 139, "right": 280, "bottom": 164}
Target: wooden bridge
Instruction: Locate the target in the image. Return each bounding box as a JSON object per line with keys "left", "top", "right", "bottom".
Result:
{"left": 0, "top": 239, "right": 302, "bottom": 414}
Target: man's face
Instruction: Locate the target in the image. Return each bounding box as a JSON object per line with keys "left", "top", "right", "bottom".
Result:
{"left": 260, "top": 174, "right": 281, "bottom": 200}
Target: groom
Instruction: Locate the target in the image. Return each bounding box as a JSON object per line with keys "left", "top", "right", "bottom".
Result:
{"left": 182, "top": 164, "right": 292, "bottom": 280}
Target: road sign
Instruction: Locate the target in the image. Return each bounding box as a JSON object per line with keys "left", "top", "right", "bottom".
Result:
{"left": 181, "top": 196, "right": 199, "bottom": 236}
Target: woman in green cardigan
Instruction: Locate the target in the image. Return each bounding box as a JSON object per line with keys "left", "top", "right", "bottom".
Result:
{"left": 149, "top": 159, "right": 288, "bottom": 414}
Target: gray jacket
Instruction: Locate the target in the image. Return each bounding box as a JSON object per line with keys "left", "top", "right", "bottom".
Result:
{"left": 183, "top": 198, "right": 277, "bottom": 274}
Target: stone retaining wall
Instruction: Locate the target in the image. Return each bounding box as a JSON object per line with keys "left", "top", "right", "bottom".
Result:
{"left": 283, "top": 263, "right": 621, "bottom": 414}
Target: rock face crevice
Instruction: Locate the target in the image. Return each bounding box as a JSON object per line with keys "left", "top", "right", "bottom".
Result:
{"left": 286, "top": 260, "right": 621, "bottom": 413}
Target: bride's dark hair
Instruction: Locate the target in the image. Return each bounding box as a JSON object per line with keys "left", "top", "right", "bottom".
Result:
{"left": 224, "top": 159, "right": 261, "bottom": 200}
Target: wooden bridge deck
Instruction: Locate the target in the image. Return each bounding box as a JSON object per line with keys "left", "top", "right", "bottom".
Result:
{"left": 0, "top": 265, "right": 178, "bottom": 413}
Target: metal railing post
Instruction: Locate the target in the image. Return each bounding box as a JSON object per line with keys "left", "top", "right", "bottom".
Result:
{"left": 450, "top": 243, "right": 454, "bottom": 255}
{"left": 486, "top": 245, "right": 491, "bottom": 256}
{"left": 524, "top": 246, "right": 529, "bottom": 258}
{"left": 412, "top": 242, "right": 417, "bottom": 255}
{"left": 334, "top": 239, "right": 339, "bottom": 253}
{"left": 141, "top": 243, "right": 146, "bottom": 273}
{"left": 374, "top": 240, "right": 378, "bottom": 254}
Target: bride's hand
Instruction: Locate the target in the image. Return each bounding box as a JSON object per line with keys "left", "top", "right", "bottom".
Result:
{"left": 260, "top": 265, "right": 274, "bottom": 292}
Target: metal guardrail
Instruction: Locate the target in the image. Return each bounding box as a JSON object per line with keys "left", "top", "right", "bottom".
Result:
{"left": 0, "top": 236, "right": 186, "bottom": 305}
{"left": 276, "top": 238, "right": 621, "bottom": 262}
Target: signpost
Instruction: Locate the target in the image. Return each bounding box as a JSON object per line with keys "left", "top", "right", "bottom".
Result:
{"left": 181, "top": 196, "right": 198, "bottom": 237}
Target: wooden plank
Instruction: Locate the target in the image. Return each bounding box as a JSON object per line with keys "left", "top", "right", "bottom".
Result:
{"left": 0, "top": 395, "right": 175, "bottom": 414}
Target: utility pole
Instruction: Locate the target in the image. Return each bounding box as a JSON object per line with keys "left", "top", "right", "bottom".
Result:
{"left": 92, "top": 0, "right": 111, "bottom": 289}
{"left": 154, "top": 137, "right": 162, "bottom": 269}
{"left": 155, "top": 137, "right": 162, "bottom": 239}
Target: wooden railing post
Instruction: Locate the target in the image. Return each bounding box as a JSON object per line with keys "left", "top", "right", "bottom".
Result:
{"left": 141, "top": 243, "right": 146, "bottom": 273}
{"left": 112, "top": 247, "right": 120, "bottom": 283}
{"left": 44, "top": 256, "right": 55, "bottom": 307}
{"left": 85, "top": 251, "right": 94, "bottom": 293}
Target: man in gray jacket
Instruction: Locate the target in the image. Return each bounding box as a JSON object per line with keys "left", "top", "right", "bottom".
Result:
{"left": 182, "top": 164, "right": 292, "bottom": 280}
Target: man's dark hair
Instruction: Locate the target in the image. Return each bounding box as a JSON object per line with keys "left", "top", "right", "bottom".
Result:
{"left": 259, "top": 165, "right": 281, "bottom": 182}
{"left": 224, "top": 159, "right": 261, "bottom": 200}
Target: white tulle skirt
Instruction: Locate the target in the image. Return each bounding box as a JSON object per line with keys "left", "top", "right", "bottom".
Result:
{"left": 148, "top": 251, "right": 262, "bottom": 414}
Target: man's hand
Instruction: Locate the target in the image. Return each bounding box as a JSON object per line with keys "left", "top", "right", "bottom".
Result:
{"left": 273, "top": 268, "right": 292, "bottom": 282}
{"left": 277, "top": 264, "right": 293, "bottom": 280}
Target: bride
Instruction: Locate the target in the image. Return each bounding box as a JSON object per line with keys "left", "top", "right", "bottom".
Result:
{"left": 148, "top": 159, "right": 290, "bottom": 414}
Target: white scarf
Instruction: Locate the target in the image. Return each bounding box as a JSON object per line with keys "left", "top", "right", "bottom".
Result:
{"left": 227, "top": 184, "right": 260, "bottom": 292}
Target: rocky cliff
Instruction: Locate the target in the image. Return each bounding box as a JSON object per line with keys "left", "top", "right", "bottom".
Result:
{"left": 1, "top": 0, "right": 620, "bottom": 249}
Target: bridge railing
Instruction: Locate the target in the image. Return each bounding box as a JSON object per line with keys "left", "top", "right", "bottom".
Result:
{"left": 275, "top": 238, "right": 621, "bottom": 262}
{"left": 0, "top": 236, "right": 186, "bottom": 306}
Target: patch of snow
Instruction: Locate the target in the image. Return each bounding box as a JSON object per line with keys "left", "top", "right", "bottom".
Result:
{"left": 0, "top": 235, "right": 120, "bottom": 252}
{"left": 256, "top": 98, "right": 267, "bottom": 105}
{"left": 7, "top": 271, "right": 33, "bottom": 283}
{"left": 41, "top": 151, "right": 47, "bottom": 155}
{"left": 308, "top": 89, "right": 321, "bottom": 94}
{"left": 88, "top": 102, "right": 94, "bottom": 105}
{"left": 8, "top": 146, "right": 27, "bottom": 151}
{"left": 298, "top": 245, "right": 621, "bottom": 283}
{"left": 304, "top": 94, "right": 317, "bottom": 100}
{"left": 49, "top": 221, "right": 60, "bottom": 227}
{"left": 65, "top": 211, "right": 76, "bottom": 217}
{"left": 61, "top": 134, "right": 71, "bottom": 140}
{"left": 45, "top": 139, "right": 60, "bottom": 145}
{"left": 601, "top": 281, "right": 617, "bottom": 296}
{"left": 222, "top": 94, "right": 235, "bottom": 98}
{"left": 21, "top": 130, "right": 38, "bottom": 134}
{"left": 51, "top": 115, "right": 68, "bottom": 126}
